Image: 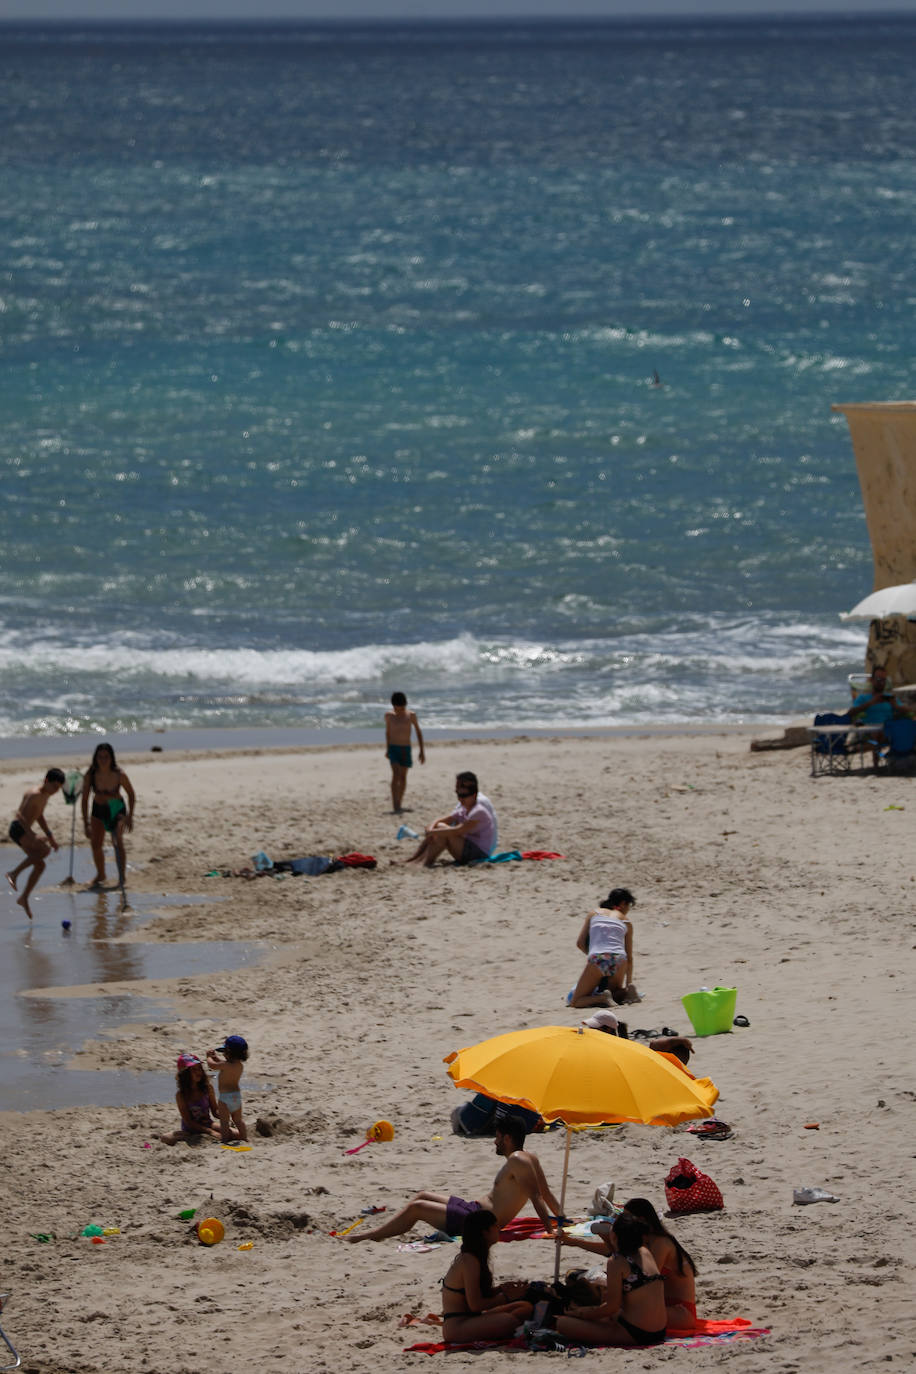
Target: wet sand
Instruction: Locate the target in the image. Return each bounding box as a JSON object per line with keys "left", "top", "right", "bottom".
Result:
{"left": 0, "top": 732, "right": 913, "bottom": 1373}
{"left": 0, "top": 848, "right": 260, "bottom": 1111}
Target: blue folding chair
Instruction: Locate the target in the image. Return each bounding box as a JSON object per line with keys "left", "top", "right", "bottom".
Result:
{"left": 810, "top": 712, "right": 852, "bottom": 776}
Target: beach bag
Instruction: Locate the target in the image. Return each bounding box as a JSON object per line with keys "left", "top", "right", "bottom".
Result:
{"left": 681, "top": 986, "right": 737, "bottom": 1037}
{"left": 664, "top": 1157, "right": 723, "bottom": 1214}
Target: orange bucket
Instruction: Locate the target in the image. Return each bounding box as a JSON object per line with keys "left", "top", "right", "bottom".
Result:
{"left": 196, "top": 1217, "right": 225, "bottom": 1246}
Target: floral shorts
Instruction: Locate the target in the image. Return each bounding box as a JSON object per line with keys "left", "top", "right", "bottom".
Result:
{"left": 588, "top": 951, "right": 625, "bottom": 977}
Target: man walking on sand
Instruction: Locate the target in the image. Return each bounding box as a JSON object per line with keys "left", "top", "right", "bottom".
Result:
{"left": 400, "top": 771, "right": 497, "bottom": 868}
{"left": 6, "top": 767, "right": 65, "bottom": 919}
{"left": 347, "top": 1115, "right": 560, "bottom": 1242}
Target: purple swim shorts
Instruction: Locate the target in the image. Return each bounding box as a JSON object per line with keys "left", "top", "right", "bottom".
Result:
{"left": 445, "top": 1196, "right": 482, "bottom": 1236}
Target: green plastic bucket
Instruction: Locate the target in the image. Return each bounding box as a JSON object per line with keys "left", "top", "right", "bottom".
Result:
{"left": 681, "top": 987, "right": 737, "bottom": 1037}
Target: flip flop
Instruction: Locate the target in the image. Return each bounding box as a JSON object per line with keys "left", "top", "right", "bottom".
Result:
{"left": 686, "top": 1119, "right": 733, "bottom": 1140}
{"left": 733, "top": 1015, "right": 750, "bottom": 1027}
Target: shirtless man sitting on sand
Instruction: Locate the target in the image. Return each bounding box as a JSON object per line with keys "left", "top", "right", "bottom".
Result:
{"left": 6, "top": 767, "right": 65, "bottom": 919}
{"left": 347, "top": 1115, "right": 561, "bottom": 1242}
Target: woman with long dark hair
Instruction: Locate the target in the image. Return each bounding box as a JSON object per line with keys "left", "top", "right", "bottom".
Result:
{"left": 556, "top": 1211, "right": 667, "bottom": 1347}
{"left": 440, "top": 1209, "right": 532, "bottom": 1343}
{"left": 80, "top": 741, "right": 135, "bottom": 889}
{"left": 623, "top": 1197, "right": 697, "bottom": 1331}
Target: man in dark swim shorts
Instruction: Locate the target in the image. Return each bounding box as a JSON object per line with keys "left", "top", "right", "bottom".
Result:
{"left": 347, "top": 1116, "right": 560, "bottom": 1243}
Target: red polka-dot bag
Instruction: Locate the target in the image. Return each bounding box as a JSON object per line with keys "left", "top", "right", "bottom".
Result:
{"left": 664, "top": 1156, "right": 724, "bottom": 1214}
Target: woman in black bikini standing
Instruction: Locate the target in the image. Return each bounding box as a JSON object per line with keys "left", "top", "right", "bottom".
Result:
{"left": 440, "top": 1209, "right": 532, "bottom": 1344}
{"left": 556, "top": 1211, "right": 667, "bottom": 1347}
{"left": 81, "top": 742, "right": 135, "bottom": 888}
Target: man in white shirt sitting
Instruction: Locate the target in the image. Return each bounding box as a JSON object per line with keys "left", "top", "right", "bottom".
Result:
{"left": 401, "top": 771, "right": 498, "bottom": 868}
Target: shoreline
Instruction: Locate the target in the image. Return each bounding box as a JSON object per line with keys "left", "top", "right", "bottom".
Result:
{"left": 0, "top": 717, "right": 778, "bottom": 768}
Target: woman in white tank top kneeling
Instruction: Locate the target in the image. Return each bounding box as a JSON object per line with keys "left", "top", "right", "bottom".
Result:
{"left": 569, "top": 887, "right": 641, "bottom": 1009}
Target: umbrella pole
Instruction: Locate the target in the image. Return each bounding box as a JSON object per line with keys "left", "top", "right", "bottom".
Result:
{"left": 553, "top": 1126, "right": 572, "bottom": 1285}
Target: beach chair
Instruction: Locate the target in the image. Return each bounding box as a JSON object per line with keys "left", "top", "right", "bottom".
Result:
{"left": 809, "top": 712, "right": 852, "bottom": 776}
{"left": 881, "top": 717, "right": 916, "bottom": 773}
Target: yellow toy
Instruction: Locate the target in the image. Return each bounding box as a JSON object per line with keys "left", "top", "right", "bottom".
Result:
{"left": 196, "top": 1217, "right": 225, "bottom": 1246}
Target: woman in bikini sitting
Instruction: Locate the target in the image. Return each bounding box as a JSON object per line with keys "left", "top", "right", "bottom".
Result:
{"left": 566, "top": 1199, "right": 698, "bottom": 1332}
{"left": 81, "top": 742, "right": 135, "bottom": 888}
{"left": 622, "top": 1197, "right": 697, "bottom": 1331}
{"left": 556, "top": 1211, "right": 667, "bottom": 1347}
{"left": 440, "top": 1209, "right": 532, "bottom": 1344}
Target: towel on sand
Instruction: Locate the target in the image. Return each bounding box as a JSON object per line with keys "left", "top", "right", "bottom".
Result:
{"left": 467, "top": 850, "right": 566, "bottom": 866}
{"left": 405, "top": 1318, "right": 768, "bottom": 1354}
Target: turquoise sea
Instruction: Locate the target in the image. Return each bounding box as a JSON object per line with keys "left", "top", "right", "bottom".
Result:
{"left": 2, "top": 13, "right": 915, "bottom": 738}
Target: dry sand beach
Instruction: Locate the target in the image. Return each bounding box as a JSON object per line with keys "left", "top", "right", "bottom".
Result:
{"left": 0, "top": 732, "right": 914, "bottom": 1373}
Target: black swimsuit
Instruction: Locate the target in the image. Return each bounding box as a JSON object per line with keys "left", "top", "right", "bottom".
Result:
{"left": 441, "top": 1278, "right": 472, "bottom": 1316}
{"left": 620, "top": 1256, "right": 664, "bottom": 1294}
{"left": 617, "top": 1257, "right": 666, "bottom": 1346}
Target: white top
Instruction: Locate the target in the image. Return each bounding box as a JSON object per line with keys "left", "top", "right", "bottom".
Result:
{"left": 586, "top": 909, "right": 628, "bottom": 958}
{"left": 449, "top": 791, "right": 498, "bottom": 855}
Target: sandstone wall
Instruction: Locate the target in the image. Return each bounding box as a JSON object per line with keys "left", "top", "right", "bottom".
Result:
{"left": 832, "top": 402, "right": 916, "bottom": 590}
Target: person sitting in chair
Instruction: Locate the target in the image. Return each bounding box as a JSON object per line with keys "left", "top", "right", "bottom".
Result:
{"left": 850, "top": 665, "right": 909, "bottom": 766}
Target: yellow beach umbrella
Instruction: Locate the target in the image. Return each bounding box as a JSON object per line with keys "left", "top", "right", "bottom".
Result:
{"left": 444, "top": 1025, "right": 719, "bottom": 1280}
{"left": 445, "top": 1024, "right": 718, "bottom": 1126}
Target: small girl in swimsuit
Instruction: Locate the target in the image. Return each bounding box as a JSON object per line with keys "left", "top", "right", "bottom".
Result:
{"left": 81, "top": 742, "right": 136, "bottom": 889}
{"left": 556, "top": 1211, "right": 667, "bottom": 1347}
{"left": 159, "top": 1053, "right": 221, "bottom": 1146}
{"left": 206, "top": 1035, "right": 249, "bottom": 1143}
{"left": 440, "top": 1209, "right": 532, "bottom": 1344}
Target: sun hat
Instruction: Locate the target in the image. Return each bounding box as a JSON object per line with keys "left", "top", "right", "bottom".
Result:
{"left": 177, "top": 1052, "right": 201, "bottom": 1070}
{"left": 582, "top": 1010, "right": 619, "bottom": 1033}
{"left": 219, "top": 1035, "right": 248, "bottom": 1053}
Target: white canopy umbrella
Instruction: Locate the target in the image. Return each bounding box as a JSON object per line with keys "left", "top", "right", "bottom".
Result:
{"left": 841, "top": 581, "right": 916, "bottom": 620}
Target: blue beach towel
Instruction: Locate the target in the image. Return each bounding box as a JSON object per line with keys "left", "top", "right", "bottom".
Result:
{"left": 468, "top": 850, "right": 523, "bottom": 865}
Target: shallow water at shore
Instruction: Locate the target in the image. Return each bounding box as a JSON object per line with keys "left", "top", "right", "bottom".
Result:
{"left": 0, "top": 849, "right": 260, "bottom": 1112}
{"left": 0, "top": 718, "right": 760, "bottom": 765}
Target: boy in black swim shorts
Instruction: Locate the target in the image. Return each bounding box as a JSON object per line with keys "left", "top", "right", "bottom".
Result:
{"left": 384, "top": 691, "right": 425, "bottom": 813}
{"left": 6, "top": 768, "right": 65, "bottom": 919}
